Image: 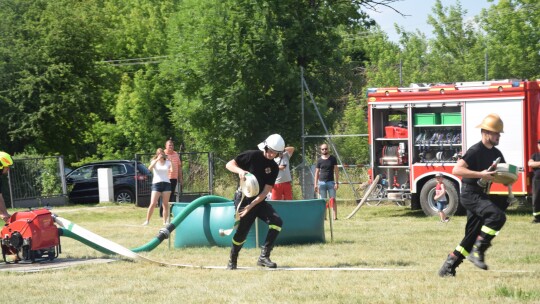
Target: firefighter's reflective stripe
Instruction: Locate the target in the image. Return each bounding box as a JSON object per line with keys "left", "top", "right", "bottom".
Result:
{"left": 481, "top": 225, "right": 499, "bottom": 236}
{"left": 455, "top": 245, "right": 469, "bottom": 257}
{"left": 232, "top": 238, "right": 246, "bottom": 246}
{"left": 533, "top": 212, "right": 540, "bottom": 216}
{"left": 268, "top": 224, "right": 281, "bottom": 232}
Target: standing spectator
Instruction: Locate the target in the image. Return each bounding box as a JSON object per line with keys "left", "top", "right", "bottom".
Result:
{"left": 164, "top": 138, "right": 182, "bottom": 202}
{"left": 434, "top": 172, "right": 449, "bottom": 223}
{"left": 528, "top": 139, "right": 540, "bottom": 224}
{"left": 143, "top": 148, "right": 172, "bottom": 226}
{"left": 271, "top": 146, "right": 295, "bottom": 200}
{"left": 314, "top": 143, "right": 339, "bottom": 220}
{"left": 225, "top": 134, "right": 284, "bottom": 270}
{"left": 439, "top": 113, "right": 509, "bottom": 277}
{"left": 0, "top": 151, "right": 13, "bottom": 222}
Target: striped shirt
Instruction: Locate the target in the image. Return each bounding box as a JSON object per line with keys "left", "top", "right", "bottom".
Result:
{"left": 165, "top": 150, "right": 181, "bottom": 180}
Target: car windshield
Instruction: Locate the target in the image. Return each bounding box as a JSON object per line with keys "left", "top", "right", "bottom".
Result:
{"left": 68, "top": 166, "right": 94, "bottom": 180}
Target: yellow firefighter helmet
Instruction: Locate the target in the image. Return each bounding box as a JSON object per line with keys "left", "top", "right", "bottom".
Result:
{"left": 476, "top": 113, "right": 504, "bottom": 133}
{"left": 0, "top": 152, "right": 13, "bottom": 168}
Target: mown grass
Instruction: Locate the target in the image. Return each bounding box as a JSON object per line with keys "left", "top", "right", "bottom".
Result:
{"left": 1, "top": 200, "right": 539, "bottom": 304}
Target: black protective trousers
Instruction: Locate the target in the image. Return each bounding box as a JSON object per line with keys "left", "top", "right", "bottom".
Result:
{"left": 457, "top": 183, "right": 508, "bottom": 254}
{"left": 533, "top": 178, "right": 540, "bottom": 220}
{"left": 232, "top": 197, "right": 283, "bottom": 248}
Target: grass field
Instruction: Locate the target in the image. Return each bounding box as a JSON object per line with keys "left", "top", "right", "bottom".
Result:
{"left": 1, "top": 200, "right": 539, "bottom": 303}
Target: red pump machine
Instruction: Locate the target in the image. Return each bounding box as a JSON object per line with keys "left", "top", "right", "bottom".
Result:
{"left": 1, "top": 209, "right": 60, "bottom": 263}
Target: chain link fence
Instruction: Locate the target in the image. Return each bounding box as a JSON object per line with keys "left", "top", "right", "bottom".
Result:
{"left": 135, "top": 152, "right": 214, "bottom": 204}
{"left": 6, "top": 156, "right": 68, "bottom": 208}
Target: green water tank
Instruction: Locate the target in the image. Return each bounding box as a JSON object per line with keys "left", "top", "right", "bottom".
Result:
{"left": 172, "top": 199, "right": 326, "bottom": 248}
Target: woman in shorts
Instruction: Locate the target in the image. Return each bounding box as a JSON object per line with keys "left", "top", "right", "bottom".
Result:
{"left": 143, "top": 148, "right": 172, "bottom": 225}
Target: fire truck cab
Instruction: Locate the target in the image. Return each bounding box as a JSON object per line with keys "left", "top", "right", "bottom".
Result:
{"left": 367, "top": 80, "right": 540, "bottom": 216}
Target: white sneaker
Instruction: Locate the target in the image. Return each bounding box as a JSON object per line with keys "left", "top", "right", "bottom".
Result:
{"left": 142, "top": 221, "right": 149, "bottom": 226}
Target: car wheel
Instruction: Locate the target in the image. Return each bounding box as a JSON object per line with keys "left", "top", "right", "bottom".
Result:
{"left": 115, "top": 189, "right": 134, "bottom": 203}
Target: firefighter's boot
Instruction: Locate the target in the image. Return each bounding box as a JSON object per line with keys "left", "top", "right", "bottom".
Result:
{"left": 468, "top": 236, "right": 492, "bottom": 270}
{"left": 257, "top": 246, "right": 277, "bottom": 268}
{"left": 227, "top": 244, "right": 242, "bottom": 270}
{"left": 438, "top": 253, "right": 464, "bottom": 277}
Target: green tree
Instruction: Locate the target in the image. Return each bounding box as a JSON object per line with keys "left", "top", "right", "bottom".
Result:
{"left": 478, "top": 0, "right": 540, "bottom": 79}
{"left": 396, "top": 29, "right": 431, "bottom": 84}
{"left": 164, "top": 0, "right": 372, "bottom": 157}
{"left": 85, "top": 0, "right": 179, "bottom": 160}
{"left": 0, "top": 0, "right": 107, "bottom": 159}
{"left": 332, "top": 95, "right": 369, "bottom": 165}
{"left": 426, "top": 0, "right": 485, "bottom": 82}
{"left": 358, "top": 26, "right": 401, "bottom": 87}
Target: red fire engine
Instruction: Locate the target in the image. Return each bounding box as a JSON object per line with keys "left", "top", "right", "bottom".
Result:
{"left": 366, "top": 80, "right": 540, "bottom": 216}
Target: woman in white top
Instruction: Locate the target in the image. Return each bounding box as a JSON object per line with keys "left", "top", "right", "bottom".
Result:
{"left": 143, "top": 148, "right": 172, "bottom": 225}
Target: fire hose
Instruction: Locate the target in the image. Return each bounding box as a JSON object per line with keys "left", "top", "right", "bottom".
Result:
{"left": 56, "top": 195, "right": 231, "bottom": 265}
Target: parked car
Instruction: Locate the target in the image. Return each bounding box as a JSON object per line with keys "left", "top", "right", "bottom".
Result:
{"left": 66, "top": 160, "right": 152, "bottom": 204}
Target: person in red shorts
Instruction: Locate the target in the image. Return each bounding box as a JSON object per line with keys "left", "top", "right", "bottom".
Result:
{"left": 271, "top": 146, "right": 295, "bottom": 200}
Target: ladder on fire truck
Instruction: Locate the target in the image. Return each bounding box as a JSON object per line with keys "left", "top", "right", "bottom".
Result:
{"left": 370, "top": 79, "right": 523, "bottom": 94}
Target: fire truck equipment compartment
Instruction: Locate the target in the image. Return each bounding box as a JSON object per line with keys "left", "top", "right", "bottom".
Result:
{"left": 441, "top": 113, "right": 462, "bottom": 125}
{"left": 414, "top": 113, "right": 440, "bottom": 126}
{"left": 384, "top": 126, "right": 408, "bottom": 138}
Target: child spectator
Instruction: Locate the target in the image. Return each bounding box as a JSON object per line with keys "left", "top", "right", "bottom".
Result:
{"left": 434, "top": 172, "right": 449, "bottom": 223}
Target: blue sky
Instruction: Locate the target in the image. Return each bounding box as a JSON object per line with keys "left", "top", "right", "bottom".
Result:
{"left": 368, "top": 0, "right": 494, "bottom": 42}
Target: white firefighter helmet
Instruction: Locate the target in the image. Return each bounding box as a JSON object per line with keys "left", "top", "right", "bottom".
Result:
{"left": 241, "top": 173, "right": 259, "bottom": 198}
{"left": 257, "top": 134, "right": 285, "bottom": 153}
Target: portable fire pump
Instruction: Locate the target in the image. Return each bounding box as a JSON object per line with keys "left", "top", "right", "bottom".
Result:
{"left": 367, "top": 80, "right": 540, "bottom": 216}
{"left": 1, "top": 208, "right": 60, "bottom": 263}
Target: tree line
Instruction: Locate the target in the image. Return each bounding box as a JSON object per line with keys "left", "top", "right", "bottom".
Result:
{"left": 0, "top": 0, "right": 537, "bottom": 167}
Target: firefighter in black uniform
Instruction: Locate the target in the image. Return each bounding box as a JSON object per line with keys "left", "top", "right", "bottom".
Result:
{"left": 439, "top": 113, "right": 510, "bottom": 277}
{"left": 225, "top": 134, "right": 284, "bottom": 270}
{"left": 0, "top": 151, "right": 13, "bottom": 222}
{"left": 528, "top": 140, "right": 540, "bottom": 223}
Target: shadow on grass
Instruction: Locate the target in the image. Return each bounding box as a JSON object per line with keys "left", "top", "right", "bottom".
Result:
{"left": 328, "top": 240, "right": 355, "bottom": 245}
{"left": 331, "top": 259, "right": 417, "bottom": 268}
{"left": 394, "top": 209, "right": 429, "bottom": 218}
{"left": 505, "top": 204, "right": 532, "bottom": 216}
{"left": 392, "top": 203, "right": 532, "bottom": 218}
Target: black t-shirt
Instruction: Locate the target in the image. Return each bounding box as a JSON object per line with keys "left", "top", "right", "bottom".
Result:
{"left": 531, "top": 152, "right": 540, "bottom": 180}
{"left": 234, "top": 150, "right": 279, "bottom": 194}
{"left": 316, "top": 155, "right": 338, "bottom": 182}
{"left": 461, "top": 141, "right": 506, "bottom": 185}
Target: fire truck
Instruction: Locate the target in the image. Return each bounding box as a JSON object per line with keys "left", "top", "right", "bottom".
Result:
{"left": 366, "top": 80, "right": 540, "bottom": 216}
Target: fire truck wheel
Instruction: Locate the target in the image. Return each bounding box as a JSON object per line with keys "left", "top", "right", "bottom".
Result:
{"left": 419, "top": 178, "right": 459, "bottom": 216}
